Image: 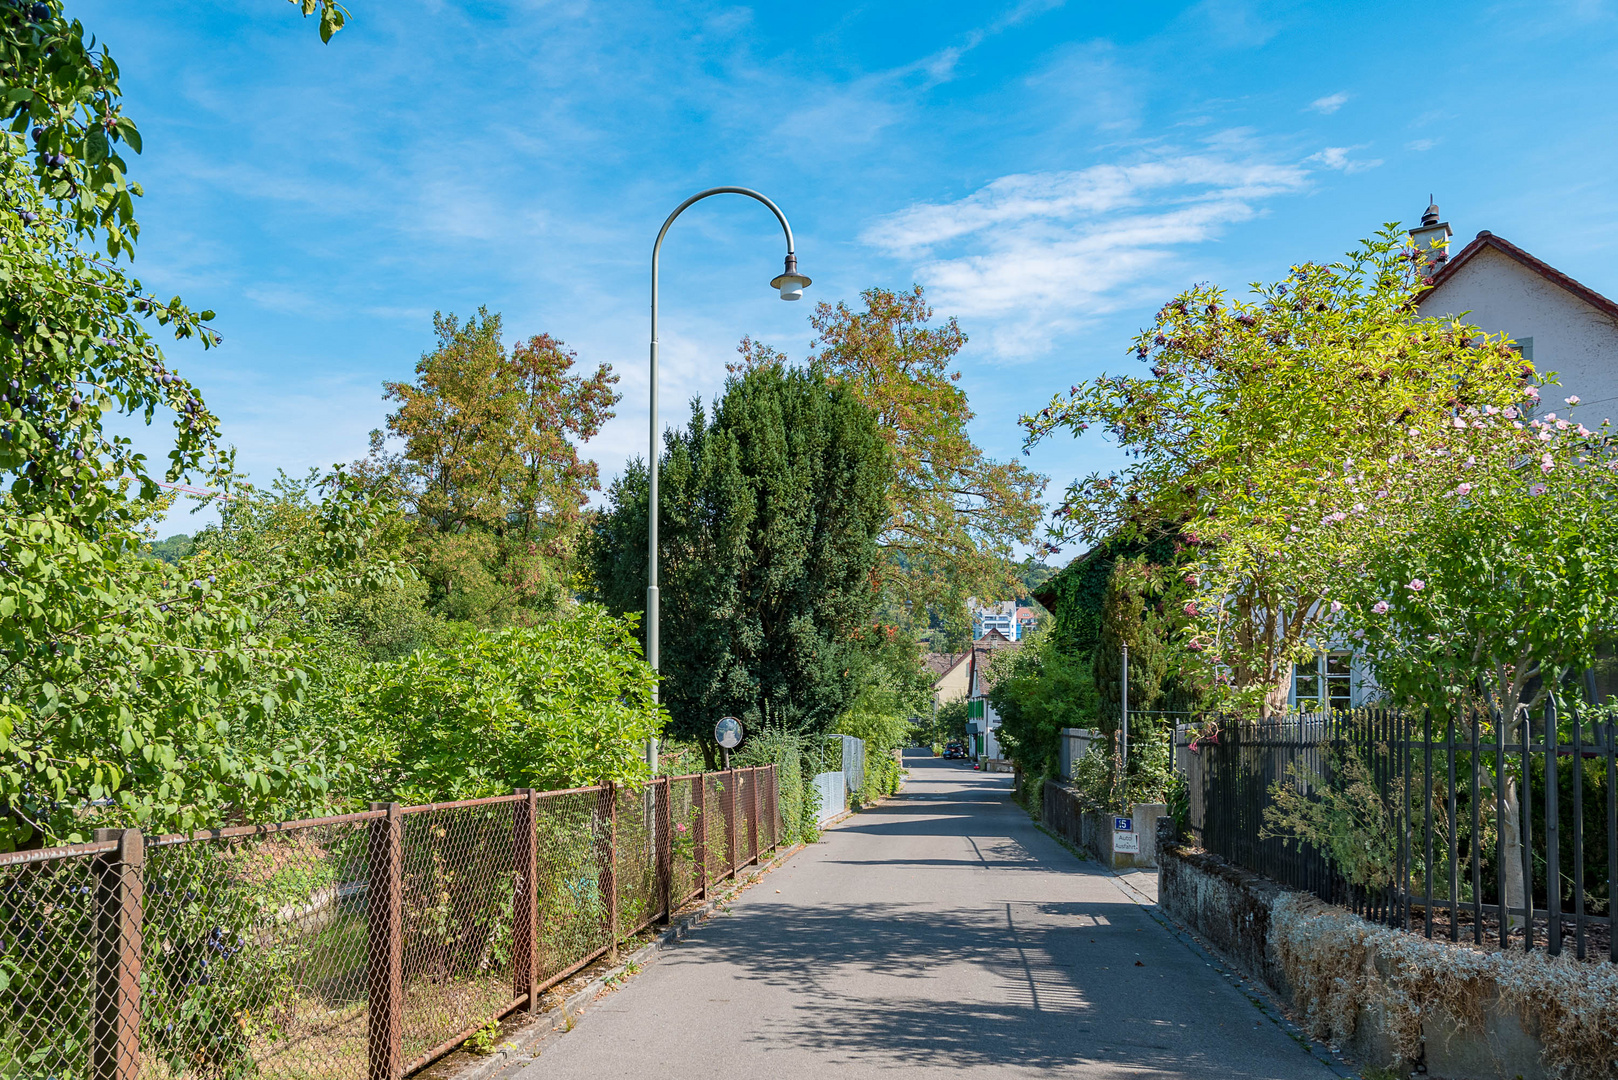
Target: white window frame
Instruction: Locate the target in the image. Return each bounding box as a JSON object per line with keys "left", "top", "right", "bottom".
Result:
{"left": 1291, "top": 651, "right": 1354, "bottom": 711}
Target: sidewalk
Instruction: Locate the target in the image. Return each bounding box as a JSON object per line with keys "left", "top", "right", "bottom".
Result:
{"left": 511, "top": 754, "right": 1344, "bottom": 1078}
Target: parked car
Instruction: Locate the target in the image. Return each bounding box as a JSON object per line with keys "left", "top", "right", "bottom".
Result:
{"left": 943, "top": 742, "right": 966, "bottom": 760}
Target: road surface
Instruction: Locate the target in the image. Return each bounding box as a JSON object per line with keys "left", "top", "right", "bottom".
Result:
{"left": 514, "top": 752, "right": 1344, "bottom": 1079}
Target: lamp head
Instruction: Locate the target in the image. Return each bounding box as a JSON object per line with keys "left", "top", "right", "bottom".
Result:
{"left": 770, "top": 253, "right": 811, "bottom": 301}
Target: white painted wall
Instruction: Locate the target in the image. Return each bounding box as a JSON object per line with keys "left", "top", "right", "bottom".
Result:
{"left": 1419, "top": 244, "right": 1618, "bottom": 421}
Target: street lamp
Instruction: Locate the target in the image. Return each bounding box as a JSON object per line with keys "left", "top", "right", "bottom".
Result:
{"left": 645, "top": 187, "right": 809, "bottom": 771}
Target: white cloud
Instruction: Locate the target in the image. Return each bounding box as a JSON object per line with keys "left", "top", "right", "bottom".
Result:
{"left": 1406, "top": 138, "right": 1438, "bottom": 152}
{"left": 1308, "top": 92, "right": 1350, "bottom": 114}
{"left": 1308, "top": 146, "right": 1384, "bottom": 173}
{"left": 859, "top": 152, "right": 1310, "bottom": 354}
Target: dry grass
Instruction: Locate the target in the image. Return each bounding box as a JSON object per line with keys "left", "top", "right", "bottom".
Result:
{"left": 1272, "top": 893, "right": 1618, "bottom": 1078}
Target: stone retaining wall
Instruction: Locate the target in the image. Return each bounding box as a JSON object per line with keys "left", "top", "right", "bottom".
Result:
{"left": 1155, "top": 829, "right": 1581, "bottom": 1080}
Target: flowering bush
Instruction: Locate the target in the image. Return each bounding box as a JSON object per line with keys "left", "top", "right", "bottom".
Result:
{"left": 1022, "top": 226, "right": 1529, "bottom": 715}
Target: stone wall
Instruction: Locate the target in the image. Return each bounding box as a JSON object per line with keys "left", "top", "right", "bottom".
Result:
{"left": 1153, "top": 829, "right": 1601, "bottom": 1080}
{"left": 1040, "top": 781, "right": 1164, "bottom": 869}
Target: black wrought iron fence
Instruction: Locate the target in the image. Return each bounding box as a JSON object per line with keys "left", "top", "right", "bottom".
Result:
{"left": 1183, "top": 705, "right": 1617, "bottom": 963}
{"left": 0, "top": 766, "right": 781, "bottom": 1080}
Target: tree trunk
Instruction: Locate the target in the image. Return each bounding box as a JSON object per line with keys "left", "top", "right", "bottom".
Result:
{"left": 1499, "top": 773, "right": 1527, "bottom": 932}
{"left": 1261, "top": 671, "right": 1291, "bottom": 719}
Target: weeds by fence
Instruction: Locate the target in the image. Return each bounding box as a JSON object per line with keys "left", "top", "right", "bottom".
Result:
{"left": 0, "top": 766, "right": 780, "bottom": 1080}
{"left": 1179, "top": 705, "right": 1617, "bottom": 964}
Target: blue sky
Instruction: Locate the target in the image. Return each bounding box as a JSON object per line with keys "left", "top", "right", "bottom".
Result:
{"left": 79, "top": 0, "right": 1618, "bottom": 556}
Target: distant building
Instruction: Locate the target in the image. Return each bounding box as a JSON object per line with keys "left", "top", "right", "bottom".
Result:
{"left": 972, "top": 598, "right": 1047, "bottom": 641}
{"left": 923, "top": 651, "right": 971, "bottom": 712}
{"left": 970, "top": 600, "right": 1017, "bottom": 641}
{"left": 966, "top": 629, "right": 1019, "bottom": 760}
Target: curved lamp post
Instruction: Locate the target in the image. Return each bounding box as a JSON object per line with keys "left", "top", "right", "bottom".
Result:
{"left": 645, "top": 187, "right": 809, "bottom": 770}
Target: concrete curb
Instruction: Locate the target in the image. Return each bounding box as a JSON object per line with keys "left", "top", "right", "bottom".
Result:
{"left": 450, "top": 841, "right": 807, "bottom": 1080}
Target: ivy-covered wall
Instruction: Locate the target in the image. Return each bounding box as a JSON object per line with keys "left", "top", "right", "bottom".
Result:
{"left": 1038, "top": 531, "right": 1180, "bottom": 657}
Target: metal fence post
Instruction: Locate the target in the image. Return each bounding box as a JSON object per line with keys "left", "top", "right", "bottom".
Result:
{"left": 1545, "top": 697, "right": 1561, "bottom": 954}
{"left": 725, "top": 769, "right": 738, "bottom": 877}
{"left": 514, "top": 789, "right": 539, "bottom": 1011}
{"left": 655, "top": 777, "right": 673, "bottom": 923}
{"left": 368, "top": 803, "right": 403, "bottom": 1080}
{"left": 91, "top": 827, "right": 142, "bottom": 1080}
{"left": 607, "top": 783, "right": 620, "bottom": 961}
{"left": 695, "top": 775, "right": 709, "bottom": 900}
{"left": 750, "top": 767, "right": 761, "bottom": 865}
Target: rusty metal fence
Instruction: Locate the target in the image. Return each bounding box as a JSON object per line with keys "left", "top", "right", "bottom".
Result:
{"left": 0, "top": 766, "right": 780, "bottom": 1080}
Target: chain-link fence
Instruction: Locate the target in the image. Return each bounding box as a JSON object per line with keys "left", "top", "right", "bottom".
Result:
{"left": 0, "top": 766, "right": 781, "bottom": 1080}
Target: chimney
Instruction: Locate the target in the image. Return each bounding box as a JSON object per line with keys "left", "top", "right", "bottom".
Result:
{"left": 1408, "top": 195, "right": 1452, "bottom": 281}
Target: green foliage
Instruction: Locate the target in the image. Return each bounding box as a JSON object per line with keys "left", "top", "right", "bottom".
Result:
{"left": 986, "top": 629, "right": 1097, "bottom": 777}
{"left": 733, "top": 727, "right": 821, "bottom": 846}
{"left": 1261, "top": 733, "right": 1401, "bottom": 890}
{"left": 339, "top": 610, "right": 660, "bottom": 802}
{"left": 801, "top": 286, "right": 1049, "bottom": 626}
{"left": 1, "top": 470, "right": 400, "bottom": 849}
{"left": 369, "top": 309, "right": 620, "bottom": 628}
{"left": 1335, "top": 386, "right": 1618, "bottom": 721}
{"left": 464, "top": 1018, "right": 501, "bottom": 1056}
{"left": 587, "top": 364, "right": 891, "bottom": 746}
{"left": 288, "top": 0, "right": 350, "bottom": 43}
{"left": 0, "top": 0, "right": 368, "bottom": 850}
{"left": 1024, "top": 227, "right": 1531, "bottom": 714}
{"left": 1064, "top": 724, "right": 1181, "bottom": 815}
{"left": 923, "top": 698, "right": 970, "bottom": 748}
{"left": 833, "top": 624, "right": 931, "bottom": 759}
{"left": 1092, "top": 558, "right": 1171, "bottom": 740}
{"left": 859, "top": 752, "right": 903, "bottom": 806}
{"left": 1044, "top": 531, "right": 1179, "bottom": 657}
{"left": 145, "top": 532, "right": 194, "bottom": 563}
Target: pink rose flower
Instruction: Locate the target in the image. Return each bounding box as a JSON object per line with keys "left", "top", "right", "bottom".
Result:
{"left": 1567, "top": 395, "right": 1581, "bottom": 405}
{"left": 1541, "top": 459, "right": 1554, "bottom": 473}
{"left": 1503, "top": 406, "right": 1518, "bottom": 419}
{"left": 1455, "top": 482, "right": 1472, "bottom": 496}
{"left": 1372, "top": 601, "right": 1389, "bottom": 614}
{"left": 1407, "top": 579, "right": 1425, "bottom": 591}
{"left": 1329, "top": 600, "right": 1343, "bottom": 613}
{"left": 1525, "top": 386, "right": 1541, "bottom": 401}
{"left": 1529, "top": 483, "right": 1548, "bottom": 495}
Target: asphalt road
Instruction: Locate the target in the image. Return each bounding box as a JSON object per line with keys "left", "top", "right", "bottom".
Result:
{"left": 514, "top": 752, "right": 1344, "bottom": 1079}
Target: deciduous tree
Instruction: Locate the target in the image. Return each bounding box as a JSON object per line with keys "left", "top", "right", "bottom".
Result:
{"left": 0, "top": 1, "right": 376, "bottom": 849}
{"left": 1023, "top": 228, "right": 1528, "bottom": 715}
{"left": 376, "top": 309, "right": 619, "bottom": 624}
{"left": 737, "top": 286, "right": 1048, "bottom": 630}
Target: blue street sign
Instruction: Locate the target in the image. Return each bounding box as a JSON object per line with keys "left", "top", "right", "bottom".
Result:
{"left": 1113, "top": 817, "right": 1133, "bottom": 831}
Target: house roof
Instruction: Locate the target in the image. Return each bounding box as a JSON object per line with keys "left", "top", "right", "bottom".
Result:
{"left": 1427, "top": 231, "right": 1618, "bottom": 323}
{"left": 922, "top": 651, "right": 969, "bottom": 683}
{"left": 969, "top": 629, "right": 1020, "bottom": 694}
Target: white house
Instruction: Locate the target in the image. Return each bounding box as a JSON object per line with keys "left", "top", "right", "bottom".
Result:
{"left": 966, "top": 629, "right": 1017, "bottom": 759}
{"left": 1285, "top": 200, "right": 1618, "bottom": 712}
{"left": 1413, "top": 198, "right": 1618, "bottom": 421}
{"left": 970, "top": 600, "right": 1018, "bottom": 641}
